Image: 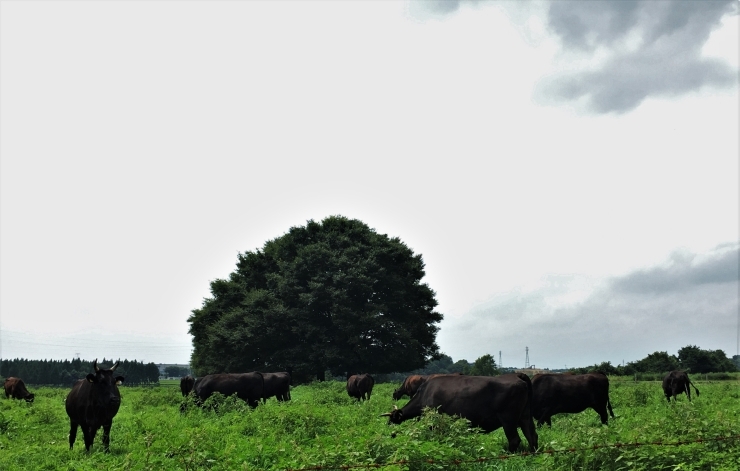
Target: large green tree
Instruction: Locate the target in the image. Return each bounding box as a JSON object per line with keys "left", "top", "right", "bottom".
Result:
{"left": 677, "top": 345, "right": 737, "bottom": 373}
{"left": 188, "top": 216, "right": 443, "bottom": 381}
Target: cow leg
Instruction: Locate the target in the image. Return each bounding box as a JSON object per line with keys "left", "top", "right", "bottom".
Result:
{"left": 102, "top": 423, "right": 112, "bottom": 453}
{"left": 594, "top": 405, "right": 609, "bottom": 425}
{"left": 502, "top": 424, "right": 522, "bottom": 453}
{"left": 518, "top": 416, "right": 539, "bottom": 452}
{"left": 69, "top": 421, "right": 79, "bottom": 450}
{"left": 685, "top": 384, "right": 692, "bottom": 402}
{"left": 82, "top": 425, "right": 96, "bottom": 452}
{"left": 536, "top": 410, "right": 552, "bottom": 427}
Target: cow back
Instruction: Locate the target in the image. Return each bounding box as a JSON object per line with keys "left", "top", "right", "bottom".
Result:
{"left": 261, "top": 372, "right": 291, "bottom": 400}
{"left": 195, "top": 372, "right": 264, "bottom": 406}
{"left": 531, "top": 373, "right": 609, "bottom": 417}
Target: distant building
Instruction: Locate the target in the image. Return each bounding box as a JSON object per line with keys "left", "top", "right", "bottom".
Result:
{"left": 157, "top": 363, "right": 192, "bottom": 379}
{"left": 515, "top": 366, "right": 550, "bottom": 376}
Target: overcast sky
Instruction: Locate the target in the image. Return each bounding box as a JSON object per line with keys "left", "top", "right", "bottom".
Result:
{"left": 1, "top": 1, "right": 738, "bottom": 369}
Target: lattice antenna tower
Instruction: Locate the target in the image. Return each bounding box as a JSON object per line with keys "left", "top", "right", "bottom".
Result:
{"left": 525, "top": 347, "right": 530, "bottom": 368}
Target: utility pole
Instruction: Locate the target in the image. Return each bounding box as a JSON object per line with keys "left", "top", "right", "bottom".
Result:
{"left": 525, "top": 347, "right": 530, "bottom": 368}
{"left": 499, "top": 351, "right": 502, "bottom": 368}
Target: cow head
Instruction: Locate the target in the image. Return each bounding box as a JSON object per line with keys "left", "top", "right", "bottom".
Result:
{"left": 379, "top": 405, "right": 404, "bottom": 424}
{"left": 24, "top": 392, "right": 35, "bottom": 403}
{"left": 392, "top": 388, "right": 403, "bottom": 401}
{"left": 86, "top": 359, "right": 125, "bottom": 406}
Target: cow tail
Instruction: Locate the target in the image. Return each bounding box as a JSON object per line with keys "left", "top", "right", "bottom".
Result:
{"left": 689, "top": 378, "right": 700, "bottom": 397}
{"left": 606, "top": 393, "right": 615, "bottom": 418}
{"left": 516, "top": 373, "right": 533, "bottom": 412}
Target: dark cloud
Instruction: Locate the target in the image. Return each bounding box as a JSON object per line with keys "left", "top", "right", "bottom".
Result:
{"left": 539, "top": 0, "right": 738, "bottom": 113}
{"left": 612, "top": 245, "right": 739, "bottom": 294}
{"left": 407, "top": 0, "right": 738, "bottom": 114}
{"left": 439, "top": 244, "right": 739, "bottom": 368}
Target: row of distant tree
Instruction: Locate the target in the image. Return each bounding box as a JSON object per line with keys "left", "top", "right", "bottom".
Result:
{"left": 383, "top": 346, "right": 737, "bottom": 382}
{"left": 569, "top": 345, "right": 738, "bottom": 375}
{"left": 0, "top": 358, "right": 161, "bottom": 386}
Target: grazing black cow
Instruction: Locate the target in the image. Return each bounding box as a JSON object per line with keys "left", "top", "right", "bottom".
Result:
{"left": 531, "top": 372, "right": 615, "bottom": 426}
{"left": 347, "top": 374, "right": 374, "bottom": 401}
{"left": 4, "top": 377, "right": 35, "bottom": 402}
{"left": 662, "top": 370, "right": 700, "bottom": 402}
{"left": 193, "top": 372, "right": 264, "bottom": 408}
{"left": 180, "top": 375, "right": 196, "bottom": 397}
{"left": 381, "top": 374, "right": 538, "bottom": 452}
{"left": 261, "top": 372, "right": 291, "bottom": 403}
{"left": 65, "top": 360, "right": 124, "bottom": 452}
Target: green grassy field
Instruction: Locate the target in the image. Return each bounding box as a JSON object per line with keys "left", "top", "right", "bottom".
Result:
{"left": 1, "top": 379, "right": 738, "bottom": 470}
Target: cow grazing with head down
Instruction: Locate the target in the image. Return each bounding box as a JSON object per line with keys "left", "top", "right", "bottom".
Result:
{"left": 65, "top": 360, "right": 124, "bottom": 452}
{"left": 393, "top": 375, "right": 426, "bottom": 401}
{"left": 347, "top": 374, "right": 374, "bottom": 401}
{"left": 662, "top": 370, "right": 700, "bottom": 402}
{"left": 180, "top": 375, "right": 196, "bottom": 397}
{"left": 261, "top": 372, "right": 291, "bottom": 403}
{"left": 531, "top": 372, "right": 614, "bottom": 426}
{"left": 4, "top": 377, "right": 35, "bottom": 402}
{"left": 193, "top": 372, "right": 264, "bottom": 408}
{"left": 381, "top": 374, "right": 538, "bottom": 452}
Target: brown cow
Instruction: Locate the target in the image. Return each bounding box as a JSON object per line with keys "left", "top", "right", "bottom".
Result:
{"left": 392, "top": 373, "right": 462, "bottom": 400}
{"left": 347, "top": 374, "right": 374, "bottom": 401}
{"left": 531, "top": 372, "right": 614, "bottom": 426}
{"left": 662, "top": 370, "right": 700, "bottom": 402}
{"left": 4, "top": 377, "right": 35, "bottom": 402}
{"left": 392, "top": 375, "right": 426, "bottom": 401}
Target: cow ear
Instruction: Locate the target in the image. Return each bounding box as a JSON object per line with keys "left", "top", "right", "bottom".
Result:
{"left": 115, "top": 376, "right": 125, "bottom": 385}
{"left": 86, "top": 374, "right": 96, "bottom": 383}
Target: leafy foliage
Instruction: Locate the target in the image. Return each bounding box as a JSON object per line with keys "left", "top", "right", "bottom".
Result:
{"left": 571, "top": 345, "right": 738, "bottom": 375}
{"left": 468, "top": 354, "right": 500, "bottom": 376}
{"left": 188, "top": 216, "right": 443, "bottom": 380}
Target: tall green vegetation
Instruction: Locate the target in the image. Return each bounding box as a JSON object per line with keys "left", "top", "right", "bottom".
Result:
{"left": 188, "top": 216, "right": 443, "bottom": 381}
{"left": 1, "top": 381, "right": 738, "bottom": 470}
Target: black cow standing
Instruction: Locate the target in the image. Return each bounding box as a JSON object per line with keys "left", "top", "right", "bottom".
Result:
{"left": 180, "top": 375, "right": 196, "bottom": 397}
{"left": 531, "top": 372, "right": 615, "bottom": 426}
{"left": 347, "top": 374, "right": 374, "bottom": 401}
{"left": 381, "top": 374, "right": 538, "bottom": 452}
{"left": 261, "top": 372, "right": 291, "bottom": 403}
{"left": 662, "top": 370, "right": 700, "bottom": 402}
{"left": 65, "top": 360, "right": 124, "bottom": 452}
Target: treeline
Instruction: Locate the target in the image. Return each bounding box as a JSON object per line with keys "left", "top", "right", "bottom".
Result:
{"left": 570, "top": 345, "right": 738, "bottom": 376}
{"left": 0, "top": 358, "right": 160, "bottom": 386}
{"left": 378, "top": 353, "right": 505, "bottom": 383}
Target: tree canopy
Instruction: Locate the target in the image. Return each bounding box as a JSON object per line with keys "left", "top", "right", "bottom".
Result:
{"left": 188, "top": 216, "right": 443, "bottom": 381}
